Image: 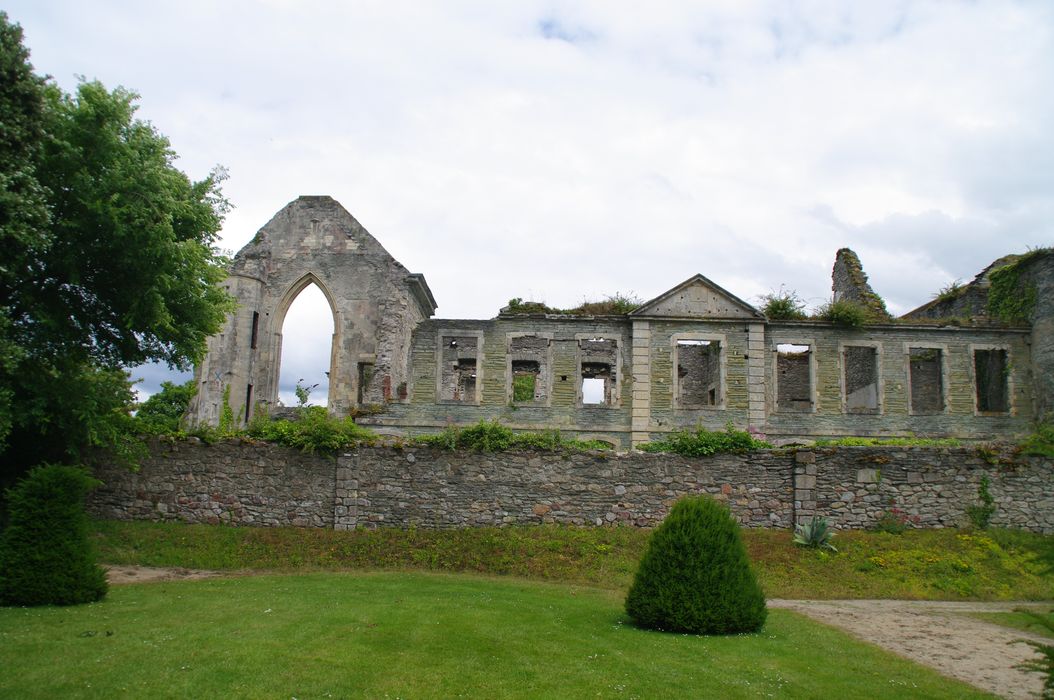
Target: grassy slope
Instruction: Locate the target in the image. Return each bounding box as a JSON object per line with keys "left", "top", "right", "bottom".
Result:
{"left": 92, "top": 520, "right": 1054, "bottom": 600}
{"left": 968, "top": 610, "right": 1054, "bottom": 639}
{"left": 0, "top": 572, "right": 992, "bottom": 699}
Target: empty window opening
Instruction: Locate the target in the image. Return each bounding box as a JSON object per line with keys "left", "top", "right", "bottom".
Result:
{"left": 776, "top": 343, "right": 812, "bottom": 412}
{"left": 440, "top": 335, "right": 479, "bottom": 402}
{"left": 243, "top": 384, "right": 254, "bottom": 424}
{"left": 250, "top": 311, "right": 260, "bottom": 350}
{"left": 357, "top": 362, "right": 375, "bottom": 405}
{"left": 579, "top": 338, "right": 617, "bottom": 406}
{"left": 278, "top": 283, "right": 333, "bottom": 406}
{"left": 581, "top": 376, "right": 607, "bottom": 405}
{"left": 975, "top": 349, "right": 1009, "bottom": 413}
{"left": 909, "top": 348, "right": 943, "bottom": 414}
{"left": 843, "top": 346, "right": 879, "bottom": 414}
{"left": 677, "top": 340, "right": 721, "bottom": 407}
{"left": 509, "top": 335, "right": 550, "bottom": 404}
{"left": 512, "top": 360, "right": 540, "bottom": 403}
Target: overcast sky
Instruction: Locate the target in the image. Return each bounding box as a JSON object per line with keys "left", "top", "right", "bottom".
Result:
{"left": 9, "top": 1, "right": 1053, "bottom": 404}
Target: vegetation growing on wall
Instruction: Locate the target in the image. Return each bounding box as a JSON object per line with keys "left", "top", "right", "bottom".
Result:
{"left": 815, "top": 298, "right": 871, "bottom": 327}
{"left": 639, "top": 424, "right": 771, "bottom": 456}
{"left": 966, "top": 475, "right": 996, "bottom": 530}
{"left": 414, "top": 420, "right": 613, "bottom": 452}
{"left": 245, "top": 407, "right": 376, "bottom": 453}
{"left": 987, "top": 249, "right": 1051, "bottom": 324}
{"left": 933, "top": 280, "right": 965, "bottom": 303}
{"left": 503, "top": 292, "right": 642, "bottom": 316}
{"left": 758, "top": 287, "right": 807, "bottom": 320}
{"left": 813, "top": 436, "right": 962, "bottom": 447}
{"left": 833, "top": 248, "right": 892, "bottom": 320}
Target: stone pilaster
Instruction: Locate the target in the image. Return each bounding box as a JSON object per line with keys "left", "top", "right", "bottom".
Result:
{"left": 747, "top": 323, "right": 766, "bottom": 430}
{"left": 631, "top": 321, "right": 652, "bottom": 448}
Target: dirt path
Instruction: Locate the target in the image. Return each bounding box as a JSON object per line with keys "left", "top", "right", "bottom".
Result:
{"left": 106, "top": 567, "right": 1048, "bottom": 699}
{"left": 770, "top": 599, "right": 1050, "bottom": 699}
{"left": 106, "top": 565, "right": 222, "bottom": 585}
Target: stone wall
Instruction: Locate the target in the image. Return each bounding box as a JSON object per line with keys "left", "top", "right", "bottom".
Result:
{"left": 89, "top": 439, "right": 337, "bottom": 527}
{"left": 793, "top": 447, "right": 1054, "bottom": 531}
{"left": 88, "top": 441, "right": 1054, "bottom": 533}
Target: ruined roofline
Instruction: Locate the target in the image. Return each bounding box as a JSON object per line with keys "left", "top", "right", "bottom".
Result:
{"left": 630, "top": 273, "right": 764, "bottom": 319}
{"left": 902, "top": 248, "right": 1052, "bottom": 322}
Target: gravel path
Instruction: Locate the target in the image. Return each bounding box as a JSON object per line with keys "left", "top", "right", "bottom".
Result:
{"left": 770, "top": 599, "right": 1050, "bottom": 699}
{"left": 106, "top": 567, "right": 1049, "bottom": 698}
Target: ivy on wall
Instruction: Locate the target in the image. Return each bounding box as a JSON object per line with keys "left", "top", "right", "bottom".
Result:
{"left": 987, "top": 249, "right": 1050, "bottom": 324}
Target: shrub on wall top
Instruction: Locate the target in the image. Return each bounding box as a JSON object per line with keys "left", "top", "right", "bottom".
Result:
{"left": 0, "top": 465, "right": 108, "bottom": 606}
{"left": 625, "top": 494, "right": 766, "bottom": 635}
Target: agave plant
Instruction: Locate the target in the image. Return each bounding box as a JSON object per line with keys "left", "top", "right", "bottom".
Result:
{"left": 793, "top": 516, "right": 838, "bottom": 552}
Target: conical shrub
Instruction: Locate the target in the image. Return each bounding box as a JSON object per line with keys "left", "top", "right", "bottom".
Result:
{"left": 625, "top": 494, "right": 766, "bottom": 634}
{"left": 0, "top": 465, "right": 108, "bottom": 606}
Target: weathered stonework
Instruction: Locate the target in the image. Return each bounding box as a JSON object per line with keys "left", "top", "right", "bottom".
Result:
{"left": 88, "top": 441, "right": 1054, "bottom": 533}
{"left": 831, "top": 248, "right": 891, "bottom": 319}
{"left": 188, "top": 197, "right": 1052, "bottom": 446}
{"left": 186, "top": 196, "right": 436, "bottom": 425}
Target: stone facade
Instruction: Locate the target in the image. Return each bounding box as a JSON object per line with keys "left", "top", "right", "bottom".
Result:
{"left": 186, "top": 196, "right": 436, "bottom": 424}
{"left": 188, "top": 197, "right": 1053, "bottom": 448}
{"left": 88, "top": 441, "right": 1054, "bottom": 533}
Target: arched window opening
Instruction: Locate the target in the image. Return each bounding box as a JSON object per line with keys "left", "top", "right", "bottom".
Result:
{"left": 278, "top": 283, "right": 334, "bottom": 407}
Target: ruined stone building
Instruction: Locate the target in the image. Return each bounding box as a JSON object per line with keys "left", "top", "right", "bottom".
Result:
{"left": 187, "top": 196, "right": 1054, "bottom": 448}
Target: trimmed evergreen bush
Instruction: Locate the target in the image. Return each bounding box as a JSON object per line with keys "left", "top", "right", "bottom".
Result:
{"left": 0, "top": 465, "right": 108, "bottom": 606}
{"left": 625, "top": 495, "right": 766, "bottom": 634}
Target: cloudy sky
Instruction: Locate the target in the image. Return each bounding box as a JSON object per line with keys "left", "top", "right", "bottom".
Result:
{"left": 8, "top": 1, "right": 1053, "bottom": 404}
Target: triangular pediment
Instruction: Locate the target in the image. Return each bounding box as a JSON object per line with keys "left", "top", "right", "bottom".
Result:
{"left": 630, "top": 274, "right": 763, "bottom": 319}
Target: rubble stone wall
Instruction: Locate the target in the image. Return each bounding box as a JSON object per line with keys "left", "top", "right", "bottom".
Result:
{"left": 88, "top": 441, "right": 1054, "bottom": 533}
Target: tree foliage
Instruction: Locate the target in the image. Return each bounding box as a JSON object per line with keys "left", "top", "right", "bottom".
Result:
{"left": 625, "top": 495, "right": 767, "bottom": 635}
{"left": 134, "top": 379, "right": 197, "bottom": 434}
{"left": 0, "top": 11, "right": 232, "bottom": 479}
{"left": 0, "top": 464, "right": 108, "bottom": 606}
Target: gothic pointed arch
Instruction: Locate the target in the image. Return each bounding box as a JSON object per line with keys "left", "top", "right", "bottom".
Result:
{"left": 187, "top": 196, "right": 436, "bottom": 425}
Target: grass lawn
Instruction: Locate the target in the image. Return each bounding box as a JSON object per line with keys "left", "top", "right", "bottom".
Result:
{"left": 0, "top": 572, "right": 993, "bottom": 699}
{"left": 92, "top": 520, "right": 1054, "bottom": 600}
{"left": 968, "top": 609, "right": 1054, "bottom": 639}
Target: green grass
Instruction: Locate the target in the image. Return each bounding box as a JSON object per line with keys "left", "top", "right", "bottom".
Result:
{"left": 91, "top": 520, "right": 1054, "bottom": 600}
{"left": 812, "top": 436, "right": 962, "bottom": 447}
{"left": 0, "top": 572, "right": 992, "bottom": 699}
{"left": 968, "top": 609, "right": 1054, "bottom": 639}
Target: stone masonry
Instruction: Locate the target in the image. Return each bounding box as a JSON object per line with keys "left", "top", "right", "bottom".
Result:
{"left": 89, "top": 441, "right": 1054, "bottom": 533}
{"left": 188, "top": 197, "right": 1053, "bottom": 450}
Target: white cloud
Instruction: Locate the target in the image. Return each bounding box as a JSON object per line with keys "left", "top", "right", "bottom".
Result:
{"left": 8, "top": 0, "right": 1052, "bottom": 392}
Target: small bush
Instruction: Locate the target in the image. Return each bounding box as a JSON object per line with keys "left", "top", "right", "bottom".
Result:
{"left": 966, "top": 474, "right": 996, "bottom": 530}
{"left": 639, "top": 424, "right": 771, "bottom": 457}
{"left": 624, "top": 495, "right": 766, "bottom": 635}
{"left": 759, "top": 287, "right": 807, "bottom": 320}
{"left": 246, "top": 407, "right": 375, "bottom": 453}
{"left": 0, "top": 465, "right": 108, "bottom": 606}
{"left": 816, "top": 299, "right": 869, "bottom": 327}
{"left": 793, "top": 516, "right": 837, "bottom": 551}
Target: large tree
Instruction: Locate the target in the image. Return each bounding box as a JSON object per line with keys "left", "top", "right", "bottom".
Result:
{"left": 0, "top": 12, "right": 233, "bottom": 479}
